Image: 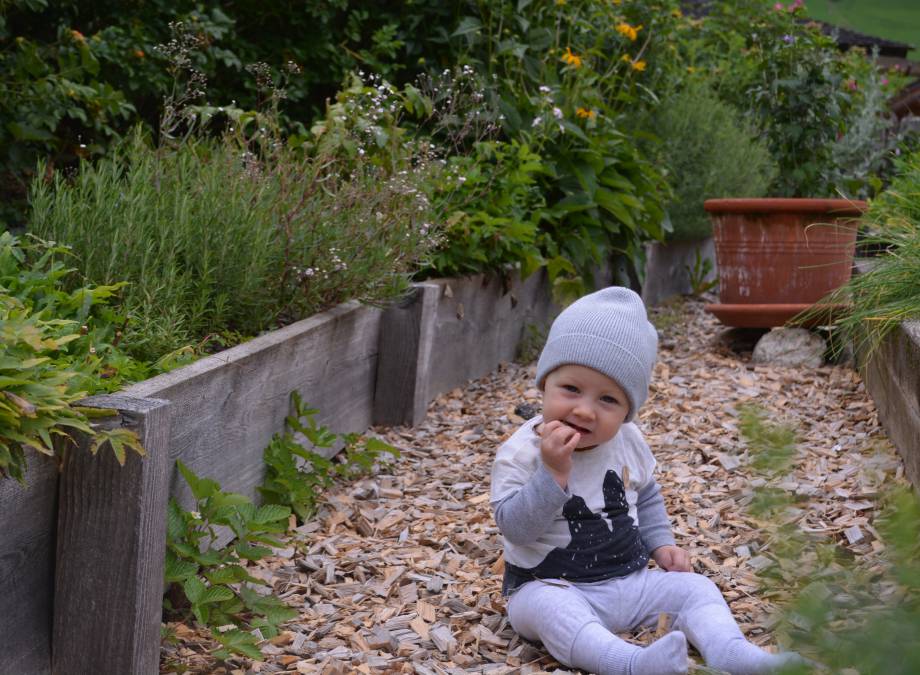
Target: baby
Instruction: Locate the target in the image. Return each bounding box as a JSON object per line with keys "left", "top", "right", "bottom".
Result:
{"left": 490, "top": 287, "right": 804, "bottom": 675}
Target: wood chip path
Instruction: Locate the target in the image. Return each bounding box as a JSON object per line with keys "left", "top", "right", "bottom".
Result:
{"left": 161, "top": 297, "right": 904, "bottom": 674}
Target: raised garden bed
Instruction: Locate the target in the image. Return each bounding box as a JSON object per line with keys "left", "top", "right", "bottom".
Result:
{"left": 863, "top": 321, "right": 920, "bottom": 490}
{"left": 0, "top": 267, "right": 572, "bottom": 674}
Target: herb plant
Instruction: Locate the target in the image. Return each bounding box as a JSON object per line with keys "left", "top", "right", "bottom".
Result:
{"left": 650, "top": 78, "right": 777, "bottom": 241}
{"left": 259, "top": 391, "right": 398, "bottom": 523}
{"left": 164, "top": 460, "right": 297, "bottom": 661}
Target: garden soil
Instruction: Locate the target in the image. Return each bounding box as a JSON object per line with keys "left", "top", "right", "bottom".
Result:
{"left": 160, "top": 297, "right": 905, "bottom": 674}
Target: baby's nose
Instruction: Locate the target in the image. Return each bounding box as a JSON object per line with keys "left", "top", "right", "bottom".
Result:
{"left": 573, "top": 402, "right": 595, "bottom": 419}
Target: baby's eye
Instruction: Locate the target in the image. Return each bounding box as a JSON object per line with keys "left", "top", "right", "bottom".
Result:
{"left": 600, "top": 395, "right": 619, "bottom": 404}
{"left": 563, "top": 384, "right": 579, "bottom": 393}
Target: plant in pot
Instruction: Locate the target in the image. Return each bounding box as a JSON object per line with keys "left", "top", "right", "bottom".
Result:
{"left": 691, "top": 1, "right": 905, "bottom": 327}
{"left": 647, "top": 77, "right": 777, "bottom": 304}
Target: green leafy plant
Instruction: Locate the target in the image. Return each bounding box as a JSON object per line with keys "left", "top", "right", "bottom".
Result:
{"left": 650, "top": 77, "right": 777, "bottom": 241}
{"left": 685, "top": 247, "right": 718, "bottom": 297}
{"left": 30, "top": 113, "right": 442, "bottom": 362}
{"left": 456, "top": 0, "right": 682, "bottom": 297}
{"left": 260, "top": 391, "right": 398, "bottom": 522}
{"left": 0, "top": 232, "right": 149, "bottom": 482}
{"left": 738, "top": 403, "right": 797, "bottom": 477}
{"left": 693, "top": 1, "right": 865, "bottom": 198}
{"left": 164, "top": 460, "right": 298, "bottom": 661}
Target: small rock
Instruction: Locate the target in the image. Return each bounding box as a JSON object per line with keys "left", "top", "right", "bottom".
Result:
{"left": 514, "top": 402, "right": 540, "bottom": 420}
{"left": 752, "top": 327, "right": 825, "bottom": 367}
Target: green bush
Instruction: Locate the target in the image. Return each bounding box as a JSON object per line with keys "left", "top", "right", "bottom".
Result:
{"left": 1, "top": 1, "right": 441, "bottom": 226}
{"left": 683, "top": 0, "right": 896, "bottom": 199}
{"left": 651, "top": 78, "right": 777, "bottom": 241}
{"left": 30, "top": 123, "right": 442, "bottom": 362}
{"left": 0, "top": 232, "right": 149, "bottom": 482}
{"left": 430, "top": 0, "right": 684, "bottom": 297}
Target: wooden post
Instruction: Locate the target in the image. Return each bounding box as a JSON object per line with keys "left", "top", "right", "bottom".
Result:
{"left": 373, "top": 283, "right": 439, "bottom": 426}
{"left": 0, "top": 453, "right": 59, "bottom": 674}
{"left": 53, "top": 394, "right": 171, "bottom": 675}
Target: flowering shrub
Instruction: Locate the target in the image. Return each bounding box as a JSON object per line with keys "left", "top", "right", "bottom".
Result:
{"left": 425, "top": 0, "right": 684, "bottom": 296}
{"left": 683, "top": 0, "right": 911, "bottom": 199}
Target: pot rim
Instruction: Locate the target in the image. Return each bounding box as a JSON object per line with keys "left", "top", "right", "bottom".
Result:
{"left": 704, "top": 197, "right": 867, "bottom": 215}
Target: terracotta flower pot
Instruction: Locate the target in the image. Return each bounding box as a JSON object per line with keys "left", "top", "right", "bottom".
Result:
{"left": 703, "top": 198, "right": 866, "bottom": 327}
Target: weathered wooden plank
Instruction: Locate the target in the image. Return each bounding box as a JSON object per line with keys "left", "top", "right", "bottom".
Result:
{"left": 373, "top": 283, "right": 439, "bottom": 426}
{"left": 864, "top": 320, "right": 920, "bottom": 489}
{"left": 426, "top": 270, "right": 559, "bottom": 398}
{"left": 0, "top": 452, "right": 58, "bottom": 675}
{"left": 53, "top": 395, "right": 171, "bottom": 675}
{"left": 122, "top": 301, "right": 382, "bottom": 507}
{"left": 642, "top": 237, "right": 716, "bottom": 306}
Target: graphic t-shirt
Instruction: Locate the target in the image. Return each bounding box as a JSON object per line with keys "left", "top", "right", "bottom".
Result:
{"left": 490, "top": 416, "right": 662, "bottom": 592}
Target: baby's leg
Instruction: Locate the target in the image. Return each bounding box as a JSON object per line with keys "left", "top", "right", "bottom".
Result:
{"left": 507, "top": 579, "right": 688, "bottom": 675}
{"left": 626, "top": 570, "right": 805, "bottom": 675}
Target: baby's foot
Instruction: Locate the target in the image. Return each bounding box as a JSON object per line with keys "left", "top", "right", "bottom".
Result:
{"left": 629, "top": 631, "right": 688, "bottom": 675}
{"left": 713, "top": 639, "right": 812, "bottom": 674}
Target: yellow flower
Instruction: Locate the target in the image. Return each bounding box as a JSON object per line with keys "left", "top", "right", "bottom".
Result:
{"left": 612, "top": 0, "right": 622, "bottom": 4}
{"left": 671, "top": 8, "right": 682, "bottom": 17}
{"left": 71, "top": 29, "right": 85, "bottom": 42}
{"left": 616, "top": 22, "right": 641, "bottom": 42}
{"left": 576, "top": 107, "right": 597, "bottom": 119}
{"left": 686, "top": 66, "right": 695, "bottom": 73}
{"left": 556, "top": 0, "right": 566, "bottom": 5}
{"left": 562, "top": 47, "right": 583, "bottom": 68}
{"left": 621, "top": 54, "right": 631, "bottom": 63}
{"left": 631, "top": 59, "right": 647, "bottom": 72}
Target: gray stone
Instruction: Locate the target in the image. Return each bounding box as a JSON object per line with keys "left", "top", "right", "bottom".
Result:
{"left": 752, "top": 328, "right": 826, "bottom": 368}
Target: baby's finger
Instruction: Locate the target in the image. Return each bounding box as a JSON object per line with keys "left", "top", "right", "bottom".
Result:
{"left": 549, "top": 424, "right": 578, "bottom": 449}
{"left": 563, "top": 430, "right": 581, "bottom": 451}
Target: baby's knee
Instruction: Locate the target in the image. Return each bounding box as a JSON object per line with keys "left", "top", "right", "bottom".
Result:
{"left": 667, "top": 571, "right": 724, "bottom": 605}
{"left": 507, "top": 583, "right": 598, "bottom": 647}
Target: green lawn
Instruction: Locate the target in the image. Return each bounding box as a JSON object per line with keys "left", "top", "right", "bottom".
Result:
{"left": 800, "top": 0, "right": 919, "bottom": 57}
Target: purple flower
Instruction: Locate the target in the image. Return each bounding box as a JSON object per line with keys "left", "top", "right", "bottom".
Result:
{"left": 782, "top": 34, "right": 795, "bottom": 44}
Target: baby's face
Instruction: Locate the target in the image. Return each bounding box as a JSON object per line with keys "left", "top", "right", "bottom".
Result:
{"left": 542, "top": 364, "right": 629, "bottom": 449}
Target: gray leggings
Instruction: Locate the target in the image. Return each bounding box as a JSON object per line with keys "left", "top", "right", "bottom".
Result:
{"left": 507, "top": 567, "right": 748, "bottom": 670}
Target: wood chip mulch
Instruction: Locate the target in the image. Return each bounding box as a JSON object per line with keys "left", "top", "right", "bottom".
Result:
{"left": 161, "top": 297, "right": 906, "bottom": 675}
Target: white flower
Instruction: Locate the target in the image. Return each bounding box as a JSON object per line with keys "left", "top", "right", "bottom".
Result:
{"left": 539, "top": 85, "right": 551, "bottom": 94}
{"left": 553, "top": 107, "right": 563, "bottom": 120}
{"left": 532, "top": 116, "right": 543, "bottom": 127}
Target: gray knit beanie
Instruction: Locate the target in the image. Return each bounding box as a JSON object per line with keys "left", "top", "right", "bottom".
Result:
{"left": 535, "top": 287, "right": 658, "bottom": 422}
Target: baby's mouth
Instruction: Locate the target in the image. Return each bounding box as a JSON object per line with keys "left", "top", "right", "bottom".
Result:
{"left": 563, "top": 421, "right": 590, "bottom": 435}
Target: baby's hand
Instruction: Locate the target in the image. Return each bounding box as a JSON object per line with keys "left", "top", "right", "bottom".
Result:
{"left": 652, "top": 544, "right": 692, "bottom": 572}
{"left": 539, "top": 420, "right": 580, "bottom": 489}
